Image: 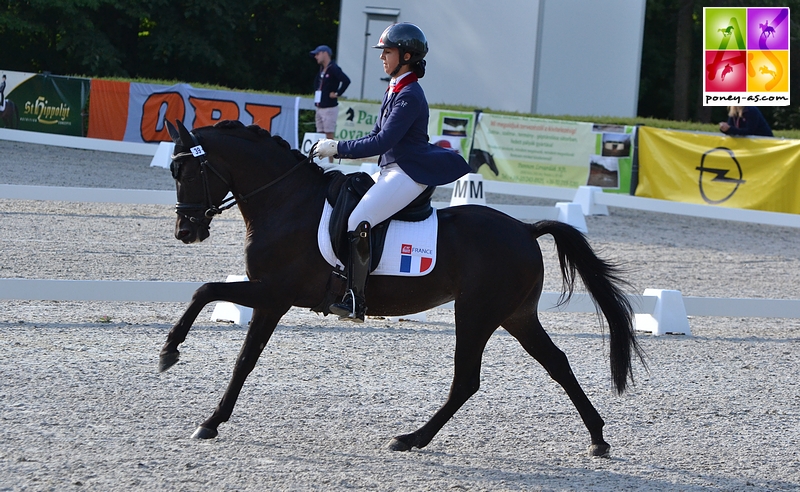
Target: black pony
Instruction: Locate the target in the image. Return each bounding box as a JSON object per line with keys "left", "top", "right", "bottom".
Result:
{"left": 160, "top": 119, "right": 645, "bottom": 456}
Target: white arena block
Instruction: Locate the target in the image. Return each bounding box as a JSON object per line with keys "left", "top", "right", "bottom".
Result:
{"left": 149, "top": 141, "right": 175, "bottom": 169}
{"left": 573, "top": 186, "right": 609, "bottom": 216}
{"left": 634, "top": 289, "right": 692, "bottom": 336}
{"left": 210, "top": 275, "right": 253, "bottom": 326}
{"left": 450, "top": 173, "right": 486, "bottom": 206}
{"left": 555, "top": 202, "right": 588, "bottom": 233}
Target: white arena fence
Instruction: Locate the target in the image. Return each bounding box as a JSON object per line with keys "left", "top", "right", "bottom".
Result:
{"left": 2, "top": 128, "right": 800, "bottom": 335}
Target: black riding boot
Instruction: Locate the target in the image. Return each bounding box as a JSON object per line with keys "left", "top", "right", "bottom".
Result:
{"left": 330, "top": 221, "right": 371, "bottom": 322}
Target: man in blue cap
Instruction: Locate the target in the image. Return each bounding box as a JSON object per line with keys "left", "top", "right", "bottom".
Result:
{"left": 310, "top": 45, "right": 350, "bottom": 161}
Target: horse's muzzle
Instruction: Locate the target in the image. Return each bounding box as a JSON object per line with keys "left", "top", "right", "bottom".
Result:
{"left": 175, "top": 215, "right": 211, "bottom": 243}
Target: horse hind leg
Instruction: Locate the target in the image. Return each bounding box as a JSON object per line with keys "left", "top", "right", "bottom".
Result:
{"left": 503, "top": 313, "right": 611, "bottom": 457}
{"left": 388, "top": 308, "right": 497, "bottom": 451}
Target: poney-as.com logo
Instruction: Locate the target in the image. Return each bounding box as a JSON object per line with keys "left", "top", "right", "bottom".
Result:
{"left": 703, "top": 7, "right": 790, "bottom": 106}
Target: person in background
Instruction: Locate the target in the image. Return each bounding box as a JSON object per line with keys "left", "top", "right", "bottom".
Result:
{"left": 0, "top": 75, "right": 6, "bottom": 109}
{"left": 310, "top": 45, "right": 350, "bottom": 162}
{"left": 719, "top": 106, "right": 773, "bottom": 137}
{"left": 315, "top": 23, "right": 471, "bottom": 322}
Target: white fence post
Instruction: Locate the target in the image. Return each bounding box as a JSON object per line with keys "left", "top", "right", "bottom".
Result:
{"left": 634, "top": 289, "right": 692, "bottom": 336}
{"left": 572, "top": 185, "right": 609, "bottom": 216}
{"left": 149, "top": 141, "right": 175, "bottom": 169}
{"left": 555, "top": 202, "right": 588, "bottom": 233}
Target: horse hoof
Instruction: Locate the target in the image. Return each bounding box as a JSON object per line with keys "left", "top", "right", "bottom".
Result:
{"left": 386, "top": 437, "right": 413, "bottom": 451}
{"left": 191, "top": 426, "right": 218, "bottom": 439}
{"left": 158, "top": 351, "right": 180, "bottom": 372}
{"left": 588, "top": 443, "right": 611, "bottom": 457}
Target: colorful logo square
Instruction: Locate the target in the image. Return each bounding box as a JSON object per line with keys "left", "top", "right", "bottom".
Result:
{"left": 747, "top": 8, "right": 790, "bottom": 50}
{"left": 703, "top": 7, "right": 790, "bottom": 106}
{"left": 705, "top": 51, "right": 747, "bottom": 92}
{"left": 747, "top": 50, "right": 789, "bottom": 92}
{"left": 705, "top": 8, "right": 747, "bottom": 50}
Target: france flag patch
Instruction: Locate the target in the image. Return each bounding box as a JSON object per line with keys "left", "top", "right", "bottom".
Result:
{"left": 399, "top": 244, "right": 434, "bottom": 274}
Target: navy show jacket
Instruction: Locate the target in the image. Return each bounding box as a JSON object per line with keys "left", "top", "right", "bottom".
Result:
{"left": 336, "top": 77, "right": 470, "bottom": 186}
{"left": 724, "top": 106, "right": 774, "bottom": 137}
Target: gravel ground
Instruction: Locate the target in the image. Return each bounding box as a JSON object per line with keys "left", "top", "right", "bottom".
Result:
{"left": 1, "top": 140, "right": 799, "bottom": 491}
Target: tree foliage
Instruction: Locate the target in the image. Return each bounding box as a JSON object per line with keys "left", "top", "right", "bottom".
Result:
{"left": 0, "top": 0, "right": 797, "bottom": 128}
{"left": 0, "top": 0, "right": 339, "bottom": 94}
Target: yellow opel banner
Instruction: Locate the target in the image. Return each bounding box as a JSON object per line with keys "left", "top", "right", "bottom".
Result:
{"left": 637, "top": 126, "right": 800, "bottom": 214}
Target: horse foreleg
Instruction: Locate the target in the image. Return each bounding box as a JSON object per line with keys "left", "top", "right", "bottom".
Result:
{"left": 191, "top": 308, "right": 281, "bottom": 439}
{"left": 503, "top": 316, "right": 610, "bottom": 457}
{"left": 388, "top": 317, "right": 495, "bottom": 451}
{"left": 159, "top": 281, "right": 271, "bottom": 372}
{"left": 159, "top": 283, "right": 218, "bottom": 372}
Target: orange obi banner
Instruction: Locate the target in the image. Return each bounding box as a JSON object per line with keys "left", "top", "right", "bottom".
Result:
{"left": 636, "top": 126, "right": 800, "bottom": 214}
{"left": 88, "top": 80, "right": 298, "bottom": 146}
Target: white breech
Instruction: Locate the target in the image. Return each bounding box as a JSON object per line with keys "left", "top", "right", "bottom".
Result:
{"left": 347, "top": 163, "right": 427, "bottom": 231}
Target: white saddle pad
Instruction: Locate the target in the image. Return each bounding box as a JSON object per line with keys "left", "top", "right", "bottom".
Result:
{"left": 317, "top": 201, "right": 438, "bottom": 277}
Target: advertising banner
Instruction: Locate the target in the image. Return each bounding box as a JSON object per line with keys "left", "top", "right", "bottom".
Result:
{"left": 333, "top": 101, "right": 474, "bottom": 166}
{"left": 334, "top": 101, "right": 380, "bottom": 142}
{"left": 87, "top": 79, "right": 130, "bottom": 140}
{"left": 588, "top": 124, "right": 636, "bottom": 194}
{"left": 428, "top": 109, "right": 475, "bottom": 160}
{"left": 636, "top": 126, "right": 800, "bottom": 214}
{"left": 88, "top": 80, "right": 299, "bottom": 146}
{"left": 471, "top": 113, "right": 634, "bottom": 191}
{"left": 333, "top": 100, "right": 380, "bottom": 166}
{"left": 0, "top": 70, "right": 89, "bottom": 136}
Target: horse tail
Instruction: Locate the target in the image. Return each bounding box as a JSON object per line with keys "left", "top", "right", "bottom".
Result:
{"left": 530, "top": 220, "right": 646, "bottom": 394}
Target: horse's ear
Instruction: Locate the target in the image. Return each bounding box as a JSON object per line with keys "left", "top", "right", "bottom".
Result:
{"left": 176, "top": 119, "right": 194, "bottom": 147}
{"left": 165, "top": 120, "right": 180, "bottom": 143}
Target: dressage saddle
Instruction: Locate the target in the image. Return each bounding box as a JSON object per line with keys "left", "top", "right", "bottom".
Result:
{"left": 325, "top": 170, "right": 435, "bottom": 271}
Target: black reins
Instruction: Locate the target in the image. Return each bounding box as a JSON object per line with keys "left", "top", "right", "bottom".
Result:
{"left": 171, "top": 131, "right": 317, "bottom": 223}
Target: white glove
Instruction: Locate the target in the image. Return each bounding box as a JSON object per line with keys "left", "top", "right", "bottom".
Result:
{"left": 315, "top": 139, "right": 339, "bottom": 158}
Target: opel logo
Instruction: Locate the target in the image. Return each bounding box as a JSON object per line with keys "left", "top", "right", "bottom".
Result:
{"left": 695, "top": 147, "right": 745, "bottom": 204}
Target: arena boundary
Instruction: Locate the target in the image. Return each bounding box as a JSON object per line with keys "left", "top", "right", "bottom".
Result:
{"left": 3, "top": 278, "right": 800, "bottom": 336}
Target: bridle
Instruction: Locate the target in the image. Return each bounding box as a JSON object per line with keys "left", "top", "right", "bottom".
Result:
{"left": 170, "top": 130, "right": 317, "bottom": 225}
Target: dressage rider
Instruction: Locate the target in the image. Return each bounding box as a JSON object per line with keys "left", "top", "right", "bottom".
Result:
{"left": 316, "top": 23, "right": 471, "bottom": 322}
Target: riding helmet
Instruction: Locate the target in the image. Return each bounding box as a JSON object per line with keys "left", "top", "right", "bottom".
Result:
{"left": 374, "top": 23, "right": 428, "bottom": 66}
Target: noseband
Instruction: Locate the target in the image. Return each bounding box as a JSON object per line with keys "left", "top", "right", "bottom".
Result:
{"left": 170, "top": 131, "right": 316, "bottom": 225}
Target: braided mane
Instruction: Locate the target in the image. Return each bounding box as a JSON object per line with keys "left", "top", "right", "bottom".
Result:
{"left": 212, "top": 119, "right": 323, "bottom": 171}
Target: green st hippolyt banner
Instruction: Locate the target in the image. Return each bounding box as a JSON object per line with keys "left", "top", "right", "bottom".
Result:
{"left": 2, "top": 72, "right": 89, "bottom": 136}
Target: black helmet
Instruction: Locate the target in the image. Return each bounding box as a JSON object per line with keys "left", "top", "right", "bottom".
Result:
{"left": 374, "top": 23, "right": 428, "bottom": 66}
